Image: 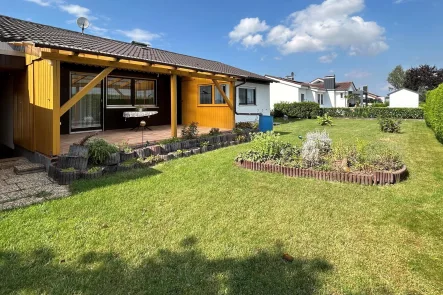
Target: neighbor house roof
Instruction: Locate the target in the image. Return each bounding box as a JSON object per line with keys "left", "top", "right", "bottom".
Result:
{"left": 387, "top": 88, "right": 419, "bottom": 95}
{"left": 265, "top": 75, "right": 311, "bottom": 87}
{"left": 0, "top": 15, "right": 270, "bottom": 82}
{"left": 265, "top": 75, "right": 355, "bottom": 91}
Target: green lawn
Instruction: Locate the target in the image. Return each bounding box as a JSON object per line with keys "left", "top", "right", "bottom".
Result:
{"left": 1, "top": 119, "right": 443, "bottom": 294}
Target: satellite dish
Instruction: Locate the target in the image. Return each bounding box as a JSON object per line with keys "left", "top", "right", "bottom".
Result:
{"left": 76, "top": 17, "right": 89, "bottom": 34}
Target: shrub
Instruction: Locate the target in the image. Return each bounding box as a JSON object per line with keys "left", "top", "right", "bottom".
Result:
{"left": 209, "top": 128, "right": 221, "bottom": 136}
{"left": 86, "top": 138, "right": 119, "bottom": 165}
{"left": 181, "top": 122, "right": 199, "bottom": 139}
{"left": 273, "top": 102, "right": 320, "bottom": 119}
{"left": 249, "top": 131, "right": 292, "bottom": 161}
{"left": 159, "top": 137, "right": 181, "bottom": 144}
{"left": 424, "top": 84, "right": 443, "bottom": 143}
{"left": 320, "top": 108, "right": 423, "bottom": 119}
{"left": 316, "top": 113, "right": 333, "bottom": 126}
{"left": 117, "top": 140, "right": 133, "bottom": 153}
{"left": 371, "top": 102, "right": 389, "bottom": 108}
{"left": 379, "top": 117, "right": 402, "bottom": 133}
{"left": 301, "top": 131, "right": 332, "bottom": 167}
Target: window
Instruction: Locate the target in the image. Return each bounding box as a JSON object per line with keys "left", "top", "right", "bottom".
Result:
{"left": 107, "top": 77, "right": 132, "bottom": 106}
{"left": 199, "top": 85, "right": 212, "bottom": 104}
{"left": 300, "top": 93, "right": 305, "bottom": 102}
{"left": 317, "top": 94, "right": 324, "bottom": 105}
{"left": 215, "top": 84, "right": 229, "bottom": 104}
{"left": 135, "top": 79, "right": 156, "bottom": 106}
{"left": 239, "top": 88, "right": 256, "bottom": 105}
{"left": 106, "top": 77, "right": 156, "bottom": 107}
{"left": 340, "top": 93, "right": 344, "bottom": 98}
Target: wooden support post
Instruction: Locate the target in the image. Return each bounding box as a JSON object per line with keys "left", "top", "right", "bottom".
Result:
{"left": 60, "top": 67, "right": 114, "bottom": 116}
{"left": 170, "top": 74, "right": 177, "bottom": 137}
{"left": 212, "top": 79, "right": 234, "bottom": 109}
{"left": 51, "top": 60, "right": 61, "bottom": 156}
{"left": 230, "top": 81, "right": 236, "bottom": 128}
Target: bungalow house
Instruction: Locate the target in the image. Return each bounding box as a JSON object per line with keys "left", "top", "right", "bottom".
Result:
{"left": 265, "top": 74, "right": 357, "bottom": 109}
{"left": 0, "top": 15, "right": 271, "bottom": 160}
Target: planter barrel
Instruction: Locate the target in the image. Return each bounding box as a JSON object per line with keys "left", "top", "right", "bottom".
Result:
{"left": 57, "top": 170, "right": 80, "bottom": 185}
{"left": 104, "top": 152, "right": 120, "bottom": 166}
{"left": 68, "top": 145, "right": 89, "bottom": 158}
{"left": 120, "top": 151, "right": 135, "bottom": 162}
{"left": 57, "top": 155, "right": 88, "bottom": 170}
{"left": 81, "top": 168, "right": 103, "bottom": 180}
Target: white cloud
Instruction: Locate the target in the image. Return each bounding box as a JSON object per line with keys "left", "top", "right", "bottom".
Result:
{"left": 230, "top": 0, "right": 388, "bottom": 56}
{"left": 345, "top": 70, "right": 371, "bottom": 79}
{"left": 117, "top": 29, "right": 161, "bottom": 45}
{"left": 274, "top": 56, "right": 282, "bottom": 60}
{"left": 318, "top": 52, "right": 338, "bottom": 63}
{"left": 228, "top": 17, "right": 269, "bottom": 45}
{"left": 59, "top": 4, "right": 97, "bottom": 20}
{"left": 25, "top": 0, "right": 52, "bottom": 6}
{"left": 394, "top": 0, "right": 405, "bottom": 3}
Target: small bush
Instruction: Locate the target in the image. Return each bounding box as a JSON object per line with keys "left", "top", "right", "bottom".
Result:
{"left": 424, "top": 84, "right": 443, "bottom": 143}
{"left": 181, "top": 122, "right": 199, "bottom": 139}
{"left": 86, "top": 138, "right": 119, "bottom": 165}
{"left": 301, "top": 131, "right": 332, "bottom": 167}
{"left": 371, "top": 102, "right": 389, "bottom": 108}
{"left": 117, "top": 140, "right": 133, "bottom": 153}
{"left": 379, "top": 118, "right": 402, "bottom": 133}
{"left": 316, "top": 113, "right": 333, "bottom": 126}
{"left": 249, "top": 131, "right": 292, "bottom": 161}
{"left": 209, "top": 128, "right": 221, "bottom": 136}
{"left": 320, "top": 108, "right": 423, "bottom": 119}
{"left": 273, "top": 102, "right": 320, "bottom": 119}
{"left": 159, "top": 137, "right": 181, "bottom": 144}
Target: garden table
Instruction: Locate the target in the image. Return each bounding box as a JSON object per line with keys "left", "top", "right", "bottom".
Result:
{"left": 123, "top": 111, "right": 158, "bottom": 131}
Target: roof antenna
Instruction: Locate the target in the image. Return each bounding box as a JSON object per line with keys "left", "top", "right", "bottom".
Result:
{"left": 76, "top": 17, "right": 90, "bottom": 34}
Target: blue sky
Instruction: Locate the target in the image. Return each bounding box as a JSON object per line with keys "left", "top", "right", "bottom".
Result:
{"left": 3, "top": 0, "right": 442, "bottom": 95}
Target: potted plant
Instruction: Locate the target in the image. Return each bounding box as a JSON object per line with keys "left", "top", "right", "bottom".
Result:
{"left": 82, "top": 166, "right": 103, "bottom": 180}
{"left": 135, "top": 105, "right": 145, "bottom": 112}
{"left": 200, "top": 141, "right": 209, "bottom": 153}
{"left": 118, "top": 158, "right": 140, "bottom": 171}
{"left": 57, "top": 167, "right": 80, "bottom": 185}
{"left": 118, "top": 140, "right": 135, "bottom": 162}
{"left": 86, "top": 138, "right": 120, "bottom": 166}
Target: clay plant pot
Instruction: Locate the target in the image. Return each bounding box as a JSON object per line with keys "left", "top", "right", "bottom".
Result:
{"left": 149, "top": 145, "right": 163, "bottom": 155}
{"left": 82, "top": 168, "right": 104, "bottom": 180}
{"left": 120, "top": 151, "right": 135, "bottom": 162}
{"left": 104, "top": 152, "right": 120, "bottom": 166}
{"left": 58, "top": 155, "right": 88, "bottom": 170}
{"left": 68, "top": 144, "right": 89, "bottom": 158}
{"left": 57, "top": 169, "right": 80, "bottom": 185}
{"left": 135, "top": 147, "right": 150, "bottom": 158}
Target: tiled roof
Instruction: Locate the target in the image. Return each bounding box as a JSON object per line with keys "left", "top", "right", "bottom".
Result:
{"left": 266, "top": 75, "right": 354, "bottom": 91}
{"left": 265, "top": 75, "right": 312, "bottom": 87}
{"left": 0, "top": 15, "right": 270, "bottom": 82}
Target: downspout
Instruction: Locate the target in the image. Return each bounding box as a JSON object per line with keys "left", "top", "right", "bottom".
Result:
{"left": 234, "top": 79, "right": 263, "bottom": 116}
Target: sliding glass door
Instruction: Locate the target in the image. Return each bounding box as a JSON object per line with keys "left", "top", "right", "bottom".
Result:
{"left": 70, "top": 72, "right": 103, "bottom": 132}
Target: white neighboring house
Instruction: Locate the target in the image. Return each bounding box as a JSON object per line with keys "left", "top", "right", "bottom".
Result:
{"left": 265, "top": 75, "right": 357, "bottom": 109}
{"left": 388, "top": 88, "right": 419, "bottom": 108}
{"left": 235, "top": 81, "right": 271, "bottom": 123}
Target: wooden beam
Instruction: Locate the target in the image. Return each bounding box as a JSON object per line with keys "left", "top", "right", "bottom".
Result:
{"left": 230, "top": 81, "right": 236, "bottom": 129}
{"left": 40, "top": 51, "right": 237, "bottom": 82}
{"left": 52, "top": 60, "right": 61, "bottom": 156}
{"left": 170, "top": 74, "right": 178, "bottom": 137}
{"left": 60, "top": 67, "right": 115, "bottom": 116}
{"left": 213, "top": 79, "right": 233, "bottom": 109}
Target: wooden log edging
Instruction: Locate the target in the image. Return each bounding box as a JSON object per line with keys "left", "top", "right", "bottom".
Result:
{"left": 237, "top": 160, "right": 407, "bottom": 186}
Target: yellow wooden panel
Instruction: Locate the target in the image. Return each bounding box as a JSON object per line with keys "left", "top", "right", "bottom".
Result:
{"left": 181, "top": 77, "right": 234, "bottom": 129}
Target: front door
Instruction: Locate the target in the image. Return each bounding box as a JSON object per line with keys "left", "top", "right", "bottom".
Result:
{"left": 70, "top": 72, "right": 103, "bottom": 133}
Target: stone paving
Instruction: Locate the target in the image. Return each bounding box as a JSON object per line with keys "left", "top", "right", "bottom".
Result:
{"left": 0, "top": 158, "right": 70, "bottom": 211}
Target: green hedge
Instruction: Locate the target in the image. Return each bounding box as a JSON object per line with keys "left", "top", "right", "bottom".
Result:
{"left": 273, "top": 102, "right": 320, "bottom": 119}
{"left": 424, "top": 84, "right": 443, "bottom": 143}
{"left": 320, "top": 108, "right": 424, "bottom": 119}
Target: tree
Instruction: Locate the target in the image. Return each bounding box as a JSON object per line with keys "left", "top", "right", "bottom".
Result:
{"left": 387, "top": 65, "right": 405, "bottom": 90}
{"left": 404, "top": 65, "right": 443, "bottom": 102}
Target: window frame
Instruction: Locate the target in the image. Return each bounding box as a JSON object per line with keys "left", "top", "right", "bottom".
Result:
{"left": 238, "top": 87, "right": 257, "bottom": 106}
{"left": 105, "top": 75, "right": 157, "bottom": 109}
{"left": 317, "top": 93, "right": 324, "bottom": 105}
{"left": 300, "top": 93, "right": 305, "bottom": 102}
{"left": 197, "top": 84, "right": 230, "bottom": 106}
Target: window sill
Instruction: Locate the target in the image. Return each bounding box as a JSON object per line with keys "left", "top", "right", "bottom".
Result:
{"left": 238, "top": 104, "right": 257, "bottom": 106}
{"left": 106, "top": 105, "right": 159, "bottom": 109}
{"left": 197, "top": 104, "right": 229, "bottom": 107}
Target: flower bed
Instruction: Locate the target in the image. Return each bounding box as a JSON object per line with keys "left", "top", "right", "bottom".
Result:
{"left": 237, "top": 160, "right": 407, "bottom": 186}
{"left": 234, "top": 131, "right": 408, "bottom": 186}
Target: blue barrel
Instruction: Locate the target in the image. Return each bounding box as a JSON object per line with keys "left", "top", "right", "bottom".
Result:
{"left": 259, "top": 115, "right": 274, "bottom": 132}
